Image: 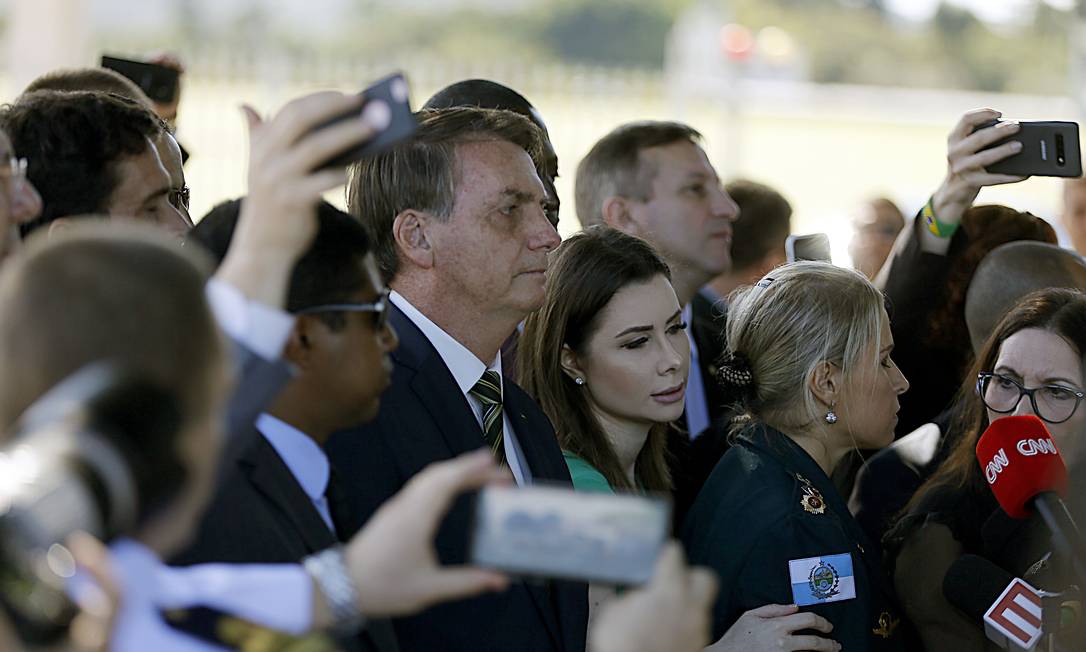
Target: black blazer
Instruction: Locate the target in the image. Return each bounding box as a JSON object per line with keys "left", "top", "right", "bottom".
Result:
{"left": 327, "top": 304, "right": 589, "bottom": 652}
{"left": 669, "top": 289, "right": 732, "bottom": 529}
{"left": 682, "top": 424, "right": 911, "bottom": 650}
{"left": 878, "top": 216, "right": 963, "bottom": 437}
{"left": 171, "top": 429, "right": 399, "bottom": 652}
{"left": 689, "top": 289, "right": 729, "bottom": 430}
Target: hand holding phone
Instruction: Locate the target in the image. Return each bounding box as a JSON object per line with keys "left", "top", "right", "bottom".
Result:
{"left": 471, "top": 485, "right": 671, "bottom": 586}
{"left": 315, "top": 72, "right": 418, "bottom": 170}
{"left": 972, "top": 119, "right": 1082, "bottom": 178}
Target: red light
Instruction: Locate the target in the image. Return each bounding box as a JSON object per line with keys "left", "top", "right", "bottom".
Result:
{"left": 720, "top": 23, "right": 754, "bottom": 61}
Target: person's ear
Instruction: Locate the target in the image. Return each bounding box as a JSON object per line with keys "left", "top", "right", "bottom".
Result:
{"left": 560, "top": 344, "right": 588, "bottom": 386}
{"left": 392, "top": 209, "right": 434, "bottom": 270}
{"left": 807, "top": 360, "right": 841, "bottom": 410}
{"left": 283, "top": 316, "right": 322, "bottom": 370}
{"left": 601, "top": 196, "right": 642, "bottom": 236}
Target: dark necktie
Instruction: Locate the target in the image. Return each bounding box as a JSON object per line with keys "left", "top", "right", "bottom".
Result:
{"left": 470, "top": 370, "right": 506, "bottom": 466}
{"left": 325, "top": 467, "right": 361, "bottom": 542}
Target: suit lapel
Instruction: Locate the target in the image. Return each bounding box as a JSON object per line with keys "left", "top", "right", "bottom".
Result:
{"left": 503, "top": 382, "right": 567, "bottom": 483}
{"left": 389, "top": 306, "right": 571, "bottom": 649}
{"left": 388, "top": 304, "right": 491, "bottom": 458}
{"left": 240, "top": 433, "right": 338, "bottom": 555}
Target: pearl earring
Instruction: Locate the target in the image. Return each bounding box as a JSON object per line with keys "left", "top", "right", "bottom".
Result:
{"left": 575, "top": 377, "right": 585, "bottom": 386}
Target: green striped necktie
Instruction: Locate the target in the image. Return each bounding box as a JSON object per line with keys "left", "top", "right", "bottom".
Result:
{"left": 470, "top": 370, "right": 506, "bottom": 466}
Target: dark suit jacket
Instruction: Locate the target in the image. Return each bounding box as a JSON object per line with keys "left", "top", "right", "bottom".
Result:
{"left": 327, "top": 304, "right": 589, "bottom": 652}
{"left": 878, "top": 216, "right": 965, "bottom": 438}
{"left": 171, "top": 428, "right": 398, "bottom": 652}
{"left": 670, "top": 290, "right": 732, "bottom": 530}
{"left": 682, "top": 423, "right": 911, "bottom": 650}
{"left": 689, "top": 289, "right": 729, "bottom": 430}
{"left": 225, "top": 339, "right": 294, "bottom": 444}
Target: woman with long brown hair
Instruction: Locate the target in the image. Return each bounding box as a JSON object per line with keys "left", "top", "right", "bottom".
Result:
{"left": 886, "top": 287, "right": 1086, "bottom": 651}
{"left": 518, "top": 226, "right": 679, "bottom": 494}
{"left": 520, "top": 226, "right": 841, "bottom": 651}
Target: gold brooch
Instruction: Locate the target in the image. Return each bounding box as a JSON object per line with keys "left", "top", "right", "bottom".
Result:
{"left": 796, "top": 474, "right": 826, "bottom": 515}
{"left": 873, "top": 611, "right": 900, "bottom": 638}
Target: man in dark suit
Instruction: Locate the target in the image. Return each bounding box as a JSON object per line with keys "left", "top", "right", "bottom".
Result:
{"left": 423, "top": 79, "right": 562, "bottom": 380}
{"left": 328, "top": 107, "right": 588, "bottom": 652}
{"left": 174, "top": 201, "right": 400, "bottom": 652}
{"left": 678, "top": 179, "right": 793, "bottom": 524}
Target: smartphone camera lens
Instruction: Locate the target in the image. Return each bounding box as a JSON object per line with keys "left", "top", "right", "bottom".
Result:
{"left": 1057, "top": 134, "right": 1067, "bottom": 167}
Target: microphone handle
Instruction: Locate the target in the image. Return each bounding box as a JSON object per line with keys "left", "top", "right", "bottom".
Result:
{"left": 1033, "top": 493, "right": 1086, "bottom": 586}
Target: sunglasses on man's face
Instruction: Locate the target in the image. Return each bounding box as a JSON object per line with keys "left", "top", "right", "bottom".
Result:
{"left": 294, "top": 291, "right": 390, "bottom": 331}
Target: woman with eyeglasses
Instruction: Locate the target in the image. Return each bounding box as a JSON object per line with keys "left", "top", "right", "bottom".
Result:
{"left": 885, "top": 287, "right": 1086, "bottom": 652}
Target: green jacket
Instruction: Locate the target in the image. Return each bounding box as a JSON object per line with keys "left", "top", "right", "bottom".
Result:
{"left": 681, "top": 423, "right": 910, "bottom": 650}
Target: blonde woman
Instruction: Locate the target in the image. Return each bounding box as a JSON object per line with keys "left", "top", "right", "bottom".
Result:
{"left": 682, "top": 262, "right": 911, "bottom": 651}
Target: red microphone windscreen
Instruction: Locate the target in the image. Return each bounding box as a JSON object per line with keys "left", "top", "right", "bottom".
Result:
{"left": 975, "top": 415, "right": 1068, "bottom": 519}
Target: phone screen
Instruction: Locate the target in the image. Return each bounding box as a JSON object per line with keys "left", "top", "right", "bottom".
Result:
{"left": 787, "top": 233, "right": 832, "bottom": 263}
{"left": 470, "top": 484, "right": 670, "bottom": 586}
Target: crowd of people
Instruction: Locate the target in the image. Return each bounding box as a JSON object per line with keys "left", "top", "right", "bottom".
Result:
{"left": 0, "top": 60, "right": 1083, "bottom": 652}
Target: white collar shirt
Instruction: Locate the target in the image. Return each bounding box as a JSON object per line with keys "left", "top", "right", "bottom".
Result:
{"left": 255, "top": 413, "right": 335, "bottom": 533}
{"left": 390, "top": 291, "right": 531, "bottom": 485}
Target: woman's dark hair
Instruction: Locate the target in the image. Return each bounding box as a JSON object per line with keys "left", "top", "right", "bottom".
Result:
{"left": 518, "top": 226, "right": 673, "bottom": 492}
{"left": 899, "top": 288, "right": 1086, "bottom": 526}
{"left": 923, "top": 205, "right": 1057, "bottom": 374}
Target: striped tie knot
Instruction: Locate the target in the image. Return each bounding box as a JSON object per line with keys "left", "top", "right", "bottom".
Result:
{"left": 470, "top": 370, "right": 506, "bottom": 465}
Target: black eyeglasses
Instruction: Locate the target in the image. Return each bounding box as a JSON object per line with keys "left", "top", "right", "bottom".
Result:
{"left": 168, "top": 185, "right": 191, "bottom": 212}
{"left": 295, "top": 292, "right": 390, "bottom": 331}
{"left": 976, "top": 372, "right": 1085, "bottom": 424}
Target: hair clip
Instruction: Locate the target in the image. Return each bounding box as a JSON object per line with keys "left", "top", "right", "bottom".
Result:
{"left": 755, "top": 276, "right": 775, "bottom": 289}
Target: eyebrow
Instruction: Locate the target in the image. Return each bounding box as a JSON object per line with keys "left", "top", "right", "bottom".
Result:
{"left": 994, "top": 366, "right": 1082, "bottom": 388}
{"left": 613, "top": 310, "right": 683, "bottom": 339}
{"left": 141, "top": 184, "right": 171, "bottom": 206}
{"left": 500, "top": 187, "right": 540, "bottom": 204}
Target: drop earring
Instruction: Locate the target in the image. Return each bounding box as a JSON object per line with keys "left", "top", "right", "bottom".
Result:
{"left": 825, "top": 404, "right": 838, "bottom": 425}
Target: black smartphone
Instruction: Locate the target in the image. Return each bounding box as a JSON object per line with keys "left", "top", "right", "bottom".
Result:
{"left": 786, "top": 233, "right": 832, "bottom": 263}
{"left": 316, "top": 72, "right": 418, "bottom": 170}
{"left": 100, "top": 55, "right": 180, "bottom": 105}
{"left": 973, "top": 120, "right": 1082, "bottom": 178}
{"left": 470, "top": 484, "right": 670, "bottom": 586}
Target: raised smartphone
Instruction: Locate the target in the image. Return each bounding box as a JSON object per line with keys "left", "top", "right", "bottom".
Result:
{"left": 470, "top": 484, "right": 670, "bottom": 586}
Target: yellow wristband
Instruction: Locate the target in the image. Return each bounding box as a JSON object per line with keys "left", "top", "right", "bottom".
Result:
{"left": 922, "top": 199, "right": 959, "bottom": 239}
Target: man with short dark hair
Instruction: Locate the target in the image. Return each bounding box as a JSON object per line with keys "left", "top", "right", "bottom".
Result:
{"left": 0, "top": 90, "right": 190, "bottom": 236}
{"left": 21, "top": 69, "right": 193, "bottom": 225}
{"left": 175, "top": 200, "right": 400, "bottom": 652}
{"left": 331, "top": 107, "right": 587, "bottom": 652}
{"left": 24, "top": 67, "right": 150, "bottom": 100}
{"left": 575, "top": 121, "right": 739, "bottom": 439}
{"left": 706, "top": 178, "right": 792, "bottom": 301}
